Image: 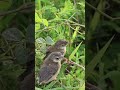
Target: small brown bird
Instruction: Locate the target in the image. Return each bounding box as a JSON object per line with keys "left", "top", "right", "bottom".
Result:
{"left": 39, "top": 52, "right": 64, "bottom": 85}
{"left": 44, "top": 40, "right": 68, "bottom": 59}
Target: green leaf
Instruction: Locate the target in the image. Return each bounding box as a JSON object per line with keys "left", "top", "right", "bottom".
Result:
{"left": 87, "top": 0, "right": 106, "bottom": 40}
{"left": 79, "top": 83, "right": 85, "bottom": 90}
{"left": 2, "top": 28, "right": 24, "bottom": 41}
{"left": 0, "top": 14, "right": 16, "bottom": 32}
{"left": 39, "top": 43, "right": 47, "bottom": 53}
{"left": 69, "top": 42, "right": 82, "bottom": 60}
{"left": 35, "top": 12, "right": 42, "bottom": 23}
{"left": 44, "top": 81, "right": 57, "bottom": 89}
{"left": 42, "top": 19, "right": 48, "bottom": 26}
{"left": 45, "top": 36, "right": 54, "bottom": 45}
{"left": 101, "top": 21, "right": 120, "bottom": 33}
{"left": 35, "top": 24, "right": 40, "bottom": 31}
{"left": 101, "top": 71, "right": 120, "bottom": 90}
{"left": 86, "top": 35, "right": 114, "bottom": 78}
{"left": 89, "top": 0, "right": 105, "bottom": 31}
{"left": 35, "top": 12, "right": 48, "bottom": 26}
{"left": 36, "top": 37, "right": 45, "bottom": 43}
{"left": 14, "top": 43, "right": 27, "bottom": 64}
{"left": 59, "top": 0, "right": 74, "bottom": 17}
{"left": 0, "top": 0, "right": 12, "bottom": 10}
{"left": 35, "top": 87, "right": 42, "bottom": 90}
{"left": 71, "top": 26, "right": 79, "bottom": 43}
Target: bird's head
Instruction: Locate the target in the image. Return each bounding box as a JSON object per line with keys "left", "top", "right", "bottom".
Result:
{"left": 54, "top": 40, "right": 68, "bottom": 49}
{"left": 47, "top": 52, "right": 64, "bottom": 63}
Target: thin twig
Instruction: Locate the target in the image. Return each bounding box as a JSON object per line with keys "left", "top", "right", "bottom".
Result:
{"left": 0, "top": 2, "right": 34, "bottom": 16}
{"left": 63, "top": 58, "right": 85, "bottom": 70}
{"left": 1, "top": 36, "right": 15, "bottom": 60}
{"left": 35, "top": 26, "right": 55, "bottom": 33}
{"left": 48, "top": 19, "right": 85, "bottom": 28}
{"left": 85, "top": 1, "right": 120, "bottom": 21}
{"left": 69, "top": 60, "right": 85, "bottom": 70}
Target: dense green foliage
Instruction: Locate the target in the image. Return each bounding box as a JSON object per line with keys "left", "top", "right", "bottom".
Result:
{"left": 35, "top": 0, "right": 85, "bottom": 90}
{"left": 86, "top": 0, "right": 120, "bottom": 90}
{"left": 0, "top": 0, "right": 34, "bottom": 90}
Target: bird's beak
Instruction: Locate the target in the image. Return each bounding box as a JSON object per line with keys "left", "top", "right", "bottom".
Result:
{"left": 66, "top": 41, "right": 68, "bottom": 44}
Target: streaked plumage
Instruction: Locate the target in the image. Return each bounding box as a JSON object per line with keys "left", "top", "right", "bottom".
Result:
{"left": 39, "top": 52, "right": 64, "bottom": 85}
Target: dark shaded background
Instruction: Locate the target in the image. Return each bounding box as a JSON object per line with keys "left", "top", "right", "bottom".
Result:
{"left": 86, "top": 0, "right": 120, "bottom": 90}
{"left": 1, "top": 0, "right": 120, "bottom": 90}
{"left": 0, "top": 0, "right": 34, "bottom": 90}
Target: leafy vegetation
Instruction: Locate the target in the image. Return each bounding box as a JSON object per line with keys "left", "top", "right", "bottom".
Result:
{"left": 86, "top": 0, "right": 120, "bottom": 90}
{"left": 35, "top": 0, "right": 85, "bottom": 90}
{"left": 0, "top": 0, "right": 34, "bottom": 90}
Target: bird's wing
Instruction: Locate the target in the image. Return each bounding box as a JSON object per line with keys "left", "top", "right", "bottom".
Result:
{"left": 43, "top": 46, "right": 53, "bottom": 59}
{"left": 39, "top": 64, "right": 58, "bottom": 83}
{"left": 46, "top": 46, "right": 52, "bottom": 55}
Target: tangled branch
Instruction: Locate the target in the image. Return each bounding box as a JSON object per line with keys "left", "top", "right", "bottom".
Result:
{"left": 0, "top": 2, "right": 34, "bottom": 16}
{"left": 85, "top": 1, "right": 120, "bottom": 21}
{"left": 63, "top": 58, "right": 85, "bottom": 70}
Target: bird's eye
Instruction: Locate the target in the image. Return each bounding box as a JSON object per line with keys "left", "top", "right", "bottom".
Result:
{"left": 61, "top": 44, "right": 64, "bottom": 46}
{"left": 56, "top": 57, "right": 59, "bottom": 60}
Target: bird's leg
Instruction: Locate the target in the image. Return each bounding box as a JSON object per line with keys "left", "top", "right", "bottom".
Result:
{"left": 62, "top": 57, "right": 85, "bottom": 70}
{"left": 62, "top": 57, "right": 69, "bottom": 64}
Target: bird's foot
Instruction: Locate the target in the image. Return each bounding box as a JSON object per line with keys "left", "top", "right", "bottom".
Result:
{"left": 62, "top": 57, "right": 69, "bottom": 64}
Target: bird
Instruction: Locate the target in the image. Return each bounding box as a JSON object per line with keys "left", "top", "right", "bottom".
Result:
{"left": 44, "top": 39, "right": 68, "bottom": 59}
{"left": 39, "top": 52, "right": 64, "bottom": 85}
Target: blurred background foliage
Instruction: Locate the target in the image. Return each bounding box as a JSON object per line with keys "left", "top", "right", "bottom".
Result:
{"left": 0, "top": 0, "right": 34, "bottom": 90}
{"left": 35, "top": 0, "right": 85, "bottom": 90}
{"left": 86, "top": 0, "right": 120, "bottom": 90}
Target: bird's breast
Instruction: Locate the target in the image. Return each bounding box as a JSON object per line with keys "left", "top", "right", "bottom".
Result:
{"left": 51, "top": 62, "right": 61, "bottom": 79}
{"left": 59, "top": 47, "right": 66, "bottom": 55}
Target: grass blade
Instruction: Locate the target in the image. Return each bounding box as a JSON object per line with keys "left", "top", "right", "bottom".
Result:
{"left": 86, "top": 35, "right": 114, "bottom": 78}
{"left": 69, "top": 41, "right": 82, "bottom": 60}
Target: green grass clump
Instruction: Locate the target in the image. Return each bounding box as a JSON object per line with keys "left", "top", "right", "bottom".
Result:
{"left": 35, "top": 0, "right": 85, "bottom": 90}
